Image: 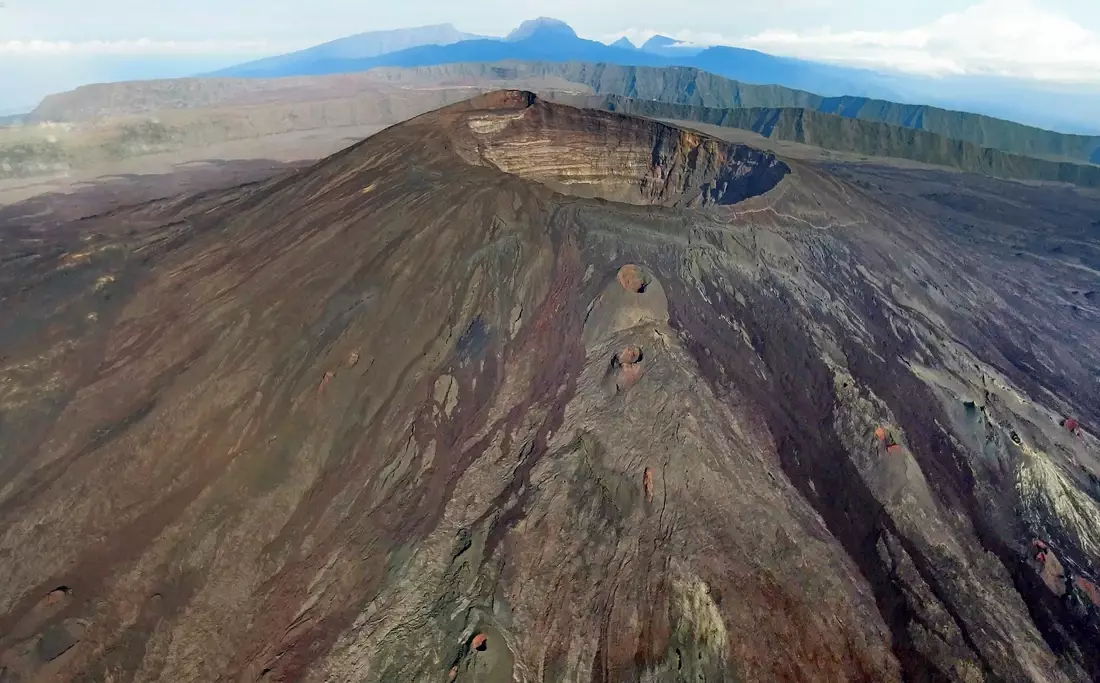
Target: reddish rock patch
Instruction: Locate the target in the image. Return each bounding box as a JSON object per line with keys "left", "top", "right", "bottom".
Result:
{"left": 618, "top": 345, "right": 642, "bottom": 365}
{"left": 1075, "top": 577, "right": 1100, "bottom": 607}
{"left": 43, "top": 587, "right": 71, "bottom": 607}
{"left": 618, "top": 362, "right": 645, "bottom": 390}
{"left": 471, "top": 633, "right": 488, "bottom": 651}
{"left": 613, "top": 344, "right": 646, "bottom": 390}
{"left": 617, "top": 265, "right": 647, "bottom": 293}
{"left": 1038, "top": 549, "right": 1068, "bottom": 596}
{"left": 644, "top": 467, "right": 654, "bottom": 504}
{"left": 317, "top": 371, "right": 335, "bottom": 397}
{"left": 875, "top": 427, "right": 900, "bottom": 449}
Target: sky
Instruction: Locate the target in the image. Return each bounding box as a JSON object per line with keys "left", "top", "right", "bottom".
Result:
{"left": 3, "top": 0, "right": 1100, "bottom": 111}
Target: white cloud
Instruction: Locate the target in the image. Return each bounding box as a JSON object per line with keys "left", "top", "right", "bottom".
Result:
{"left": 0, "top": 39, "right": 274, "bottom": 56}
{"left": 611, "top": 0, "right": 1100, "bottom": 84}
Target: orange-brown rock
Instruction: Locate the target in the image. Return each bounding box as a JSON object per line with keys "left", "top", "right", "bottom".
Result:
{"left": 617, "top": 360, "right": 645, "bottom": 391}
{"left": 471, "top": 633, "right": 488, "bottom": 651}
{"left": 618, "top": 265, "right": 647, "bottom": 293}
{"left": 644, "top": 467, "right": 654, "bottom": 503}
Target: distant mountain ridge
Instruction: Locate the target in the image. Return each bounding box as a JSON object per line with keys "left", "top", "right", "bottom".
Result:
{"left": 208, "top": 17, "right": 1100, "bottom": 134}
{"left": 17, "top": 62, "right": 1100, "bottom": 189}
{"left": 211, "top": 25, "right": 671, "bottom": 79}
{"left": 641, "top": 35, "right": 704, "bottom": 57}
{"left": 211, "top": 24, "right": 485, "bottom": 79}
{"left": 554, "top": 94, "right": 1100, "bottom": 187}
{"left": 38, "top": 59, "right": 1100, "bottom": 166}
{"left": 362, "top": 62, "right": 1100, "bottom": 165}
{"left": 506, "top": 17, "right": 577, "bottom": 41}
{"left": 209, "top": 18, "right": 896, "bottom": 101}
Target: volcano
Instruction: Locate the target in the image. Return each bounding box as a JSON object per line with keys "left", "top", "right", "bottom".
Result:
{"left": 1, "top": 92, "right": 1098, "bottom": 682}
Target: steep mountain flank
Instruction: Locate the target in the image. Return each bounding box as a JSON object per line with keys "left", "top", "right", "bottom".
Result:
{"left": 0, "top": 92, "right": 1098, "bottom": 682}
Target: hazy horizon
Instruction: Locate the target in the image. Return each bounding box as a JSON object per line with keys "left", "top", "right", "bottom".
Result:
{"left": 4, "top": 0, "right": 1100, "bottom": 131}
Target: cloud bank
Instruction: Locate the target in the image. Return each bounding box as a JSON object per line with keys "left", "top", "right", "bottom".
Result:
{"left": 609, "top": 0, "right": 1100, "bottom": 85}
{"left": 0, "top": 39, "right": 274, "bottom": 56}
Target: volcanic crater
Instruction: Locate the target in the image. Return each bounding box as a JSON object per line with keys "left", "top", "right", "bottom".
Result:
{"left": 439, "top": 90, "right": 790, "bottom": 207}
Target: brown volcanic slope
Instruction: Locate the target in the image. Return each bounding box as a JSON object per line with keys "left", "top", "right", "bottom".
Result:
{"left": 0, "top": 74, "right": 593, "bottom": 187}
{"left": 1, "top": 91, "right": 1099, "bottom": 682}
